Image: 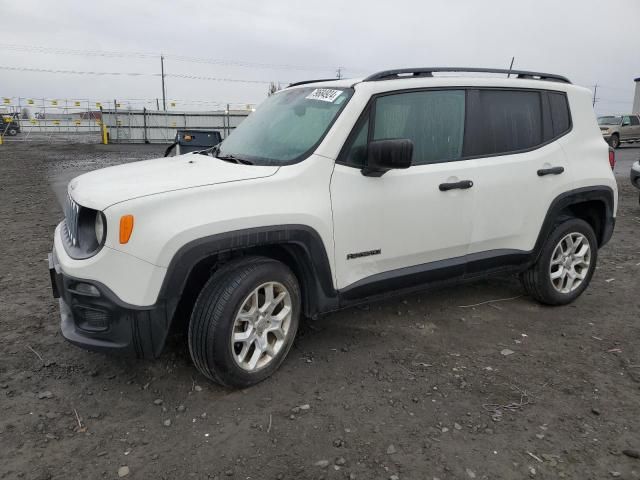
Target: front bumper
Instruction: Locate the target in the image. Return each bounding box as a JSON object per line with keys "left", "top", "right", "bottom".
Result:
{"left": 49, "top": 250, "right": 172, "bottom": 358}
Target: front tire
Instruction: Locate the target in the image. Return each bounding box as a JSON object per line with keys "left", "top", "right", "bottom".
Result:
{"left": 521, "top": 218, "right": 598, "bottom": 305}
{"left": 188, "top": 257, "right": 301, "bottom": 388}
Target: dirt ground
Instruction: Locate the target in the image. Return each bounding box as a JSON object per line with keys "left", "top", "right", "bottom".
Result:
{"left": 1, "top": 142, "right": 639, "bottom": 480}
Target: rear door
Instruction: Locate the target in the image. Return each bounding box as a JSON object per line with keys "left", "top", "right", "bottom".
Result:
{"left": 461, "top": 89, "right": 571, "bottom": 269}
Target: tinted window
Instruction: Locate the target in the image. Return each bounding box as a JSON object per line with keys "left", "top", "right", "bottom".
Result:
{"left": 343, "top": 118, "right": 369, "bottom": 167}
{"left": 623, "top": 116, "right": 631, "bottom": 126}
{"left": 548, "top": 92, "right": 570, "bottom": 136}
{"left": 631, "top": 116, "right": 640, "bottom": 126}
{"left": 372, "top": 90, "right": 465, "bottom": 165}
{"left": 463, "top": 90, "right": 543, "bottom": 156}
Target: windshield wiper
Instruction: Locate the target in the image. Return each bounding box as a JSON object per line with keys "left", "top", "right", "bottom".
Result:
{"left": 197, "top": 143, "right": 254, "bottom": 165}
{"left": 199, "top": 144, "right": 220, "bottom": 156}
{"left": 216, "top": 154, "right": 254, "bottom": 165}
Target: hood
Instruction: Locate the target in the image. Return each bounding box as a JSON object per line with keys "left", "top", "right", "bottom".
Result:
{"left": 69, "top": 153, "right": 279, "bottom": 210}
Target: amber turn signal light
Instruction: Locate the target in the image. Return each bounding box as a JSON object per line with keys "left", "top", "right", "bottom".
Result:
{"left": 119, "top": 215, "right": 134, "bottom": 244}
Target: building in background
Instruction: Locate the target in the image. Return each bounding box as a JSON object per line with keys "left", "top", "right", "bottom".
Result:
{"left": 634, "top": 77, "right": 640, "bottom": 114}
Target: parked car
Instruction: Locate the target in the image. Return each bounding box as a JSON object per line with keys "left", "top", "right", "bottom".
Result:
{"left": 631, "top": 160, "right": 640, "bottom": 203}
{"left": 1, "top": 113, "right": 21, "bottom": 136}
{"left": 598, "top": 114, "right": 640, "bottom": 148}
{"left": 49, "top": 67, "right": 618, "bottom": 387}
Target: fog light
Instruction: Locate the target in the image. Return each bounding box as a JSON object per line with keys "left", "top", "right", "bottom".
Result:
{"left": 71, "top": 282, "right": 100, "bottom": 297}
{"left": 76, "top": 307, "right": 110, "bottom": 332}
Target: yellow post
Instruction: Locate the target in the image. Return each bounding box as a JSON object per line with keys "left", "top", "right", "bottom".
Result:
{"left": 0, "top": 133, "right": 3, "bottom": 145}
{"left": 101, "top": 122, "right": 108, "bottom": 145}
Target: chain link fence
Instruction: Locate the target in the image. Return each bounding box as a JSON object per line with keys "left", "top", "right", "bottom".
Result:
{"left": 1, "top": 97, "right": 102, "bottom": 143}
{"left": 102, "top": 108, "right": 249, "bottom": 144}
{"left": 1, "top": 96, "right": 253, "bottom": 144}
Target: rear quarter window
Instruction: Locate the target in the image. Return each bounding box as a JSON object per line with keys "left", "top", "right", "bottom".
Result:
{"left": 548, "top": 92, "right": 571, "bottom": 136}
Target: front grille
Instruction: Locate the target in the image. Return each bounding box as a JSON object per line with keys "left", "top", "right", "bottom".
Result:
{"left": 64, "top": 193, "right": 80, "bottom": 247}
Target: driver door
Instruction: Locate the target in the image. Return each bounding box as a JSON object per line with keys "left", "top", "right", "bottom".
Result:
{"left": 330, "top": 89, "right": 475, "bottom": 295}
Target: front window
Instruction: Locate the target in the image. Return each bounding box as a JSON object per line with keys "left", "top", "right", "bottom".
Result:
{"left": 218, "top": 87, "right": 353, "bottom": 165}
{"left": 598, "top": 116, "right": 622, "bottom": 126}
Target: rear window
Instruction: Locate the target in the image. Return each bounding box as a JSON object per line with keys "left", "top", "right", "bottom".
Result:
{"left": 463, "top": 90, "right": 543, "bottom": 157}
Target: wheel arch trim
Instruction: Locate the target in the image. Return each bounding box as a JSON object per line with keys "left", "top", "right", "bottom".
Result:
{"left": 533, "top": 185, "right": 615, "bottom": 258}
{"left": 157, "top": 224, "right": 338, "bottom": 321}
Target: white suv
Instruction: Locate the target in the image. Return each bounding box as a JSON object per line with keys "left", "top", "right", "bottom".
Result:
{"left": 49, "top": 68, "right": 617, "bottom": 387}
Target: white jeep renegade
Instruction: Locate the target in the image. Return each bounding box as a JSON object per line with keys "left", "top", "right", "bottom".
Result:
{"left": 49, "top": 68, "right": 617, "bottom": 387}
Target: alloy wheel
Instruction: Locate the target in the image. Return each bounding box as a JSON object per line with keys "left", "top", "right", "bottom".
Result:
{"left": 231, "top": 281, "right": 293, "bottom": 371}
{"left": 549, "top": 232, "right": 591, "bottom": 294}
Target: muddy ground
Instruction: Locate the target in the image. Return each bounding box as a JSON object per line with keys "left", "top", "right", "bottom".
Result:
{"left": 0, "top": 142, "right": 639, "bottom": 480}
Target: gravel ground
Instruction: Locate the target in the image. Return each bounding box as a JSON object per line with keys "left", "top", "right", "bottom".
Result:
{"left": 0, "top": 143, "right": 639, "bottom": 480}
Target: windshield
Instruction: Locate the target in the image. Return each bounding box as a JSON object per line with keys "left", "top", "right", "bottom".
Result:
{"left": 218, "top": 87, "right": 353, "bottom": 165}
{"left": 598, "top": 116, "right": 622, "bottom": 126}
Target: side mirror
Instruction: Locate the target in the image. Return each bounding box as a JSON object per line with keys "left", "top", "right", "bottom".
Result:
{"left": 362, "top": 138, "right": 413, "bottom": 177}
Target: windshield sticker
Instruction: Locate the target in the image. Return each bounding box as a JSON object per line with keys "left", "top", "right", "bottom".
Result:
{"left": 306, "top": 89, "right": 343, "bottom": 103}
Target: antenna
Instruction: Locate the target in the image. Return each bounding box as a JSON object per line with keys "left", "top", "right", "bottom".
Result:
{"left": 507, "top": 57, "right": 515, "bottom": 78}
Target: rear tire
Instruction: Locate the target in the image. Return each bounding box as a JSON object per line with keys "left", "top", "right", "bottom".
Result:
{"left": 7, "top": 128, "right": 18, "bottom": 136}
{"left": 188, "top": 257, "right": 300, "bottom": 388}
{"left": 521, "top": 218, "right": 597, "bottom": 305}
{"left": 609, "top": 134, "right": 620, "bottom": 149}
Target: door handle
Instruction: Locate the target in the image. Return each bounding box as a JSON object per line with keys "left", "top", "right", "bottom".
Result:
{"left": 537, "top": 166, "right": 564, "bottom": 176}
{"left": 439, "top": 180, "right": 474, "bottom": 191}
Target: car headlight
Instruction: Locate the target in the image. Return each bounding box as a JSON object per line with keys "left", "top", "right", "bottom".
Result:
{"left": 63, "top": 197, "right": 107, "bottom": 259}
{"left": 95, "top": 211, "right": 105, "bottom": 244}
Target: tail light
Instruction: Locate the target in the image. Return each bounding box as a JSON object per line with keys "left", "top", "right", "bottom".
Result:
{"left": 608, "top": 147, "right": 615, "bottom": 170}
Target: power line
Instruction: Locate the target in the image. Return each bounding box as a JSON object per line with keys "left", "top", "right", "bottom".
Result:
{"left": 0, "top": 43, "right": 349, "bottom": 73}
{"left": 0, "top": 65, "right": 290, "bottom": 84}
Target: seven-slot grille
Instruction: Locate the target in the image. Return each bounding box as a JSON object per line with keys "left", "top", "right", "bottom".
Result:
{"left": 64, "top": 193, "right": 80, "bottom": 246}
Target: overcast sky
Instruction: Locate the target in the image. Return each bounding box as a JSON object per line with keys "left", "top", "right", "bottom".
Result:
{"left": 1, "top": 0, "right": 638, "bottom": 114}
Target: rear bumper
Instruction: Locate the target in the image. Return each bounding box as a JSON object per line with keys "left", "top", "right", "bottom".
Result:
{"left": 49, "top": 250, "right": 171, "bottom": 358}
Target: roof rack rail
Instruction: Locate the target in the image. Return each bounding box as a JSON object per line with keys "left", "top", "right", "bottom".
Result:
{"left": 363, "top": 67, "right": 571, "bottom": 84}
{"left": 287, "top": 78, "right": 340, "bottom": 88}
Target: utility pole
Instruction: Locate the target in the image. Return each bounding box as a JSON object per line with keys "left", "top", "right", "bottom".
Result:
{"left": 160, "top": 55, "right": 167, "bottom": 111}
{"left": 592, "top": 84, "right": 598, "bottom": 107}
{"left": 336, "top": 67, "right": 342, "bottom": 79}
